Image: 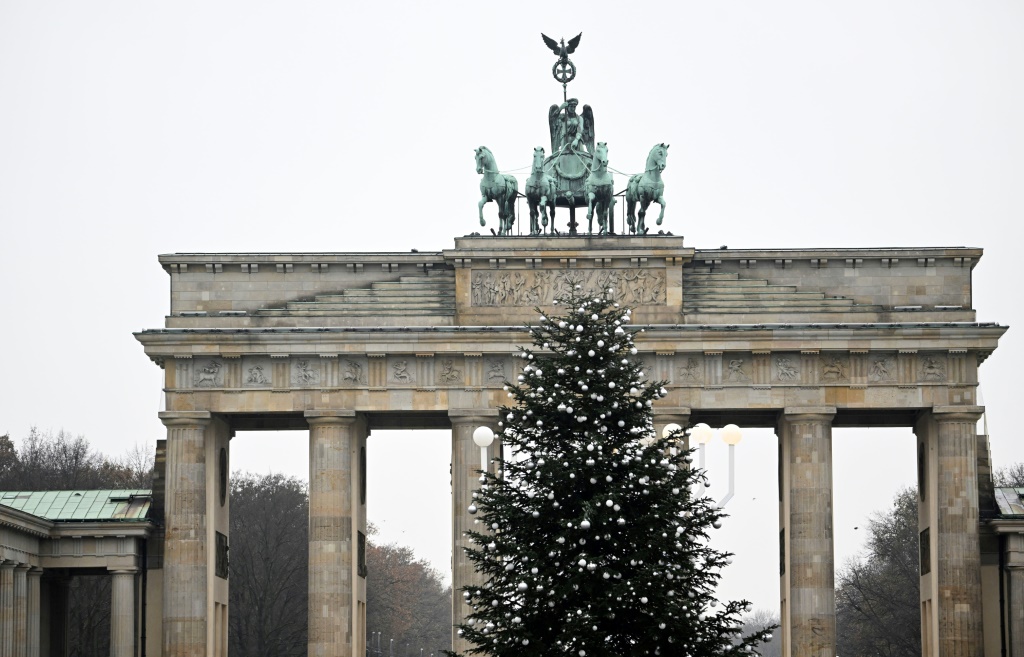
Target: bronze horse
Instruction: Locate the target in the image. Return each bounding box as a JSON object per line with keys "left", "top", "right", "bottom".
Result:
{"left": 476, "top": 146, "right": 518, "bottom": 236}
{"left": 585, "top": 142, "right": 615, "bottom": 235}
{"left": 524, "top": 147, "right": 557, "bottom": 235}
{"left": 626, "top": 143, "right": 669, "bottom": 235}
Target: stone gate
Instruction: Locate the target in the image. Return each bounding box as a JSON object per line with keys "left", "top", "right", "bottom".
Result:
{"left": 134, "top": 235, "right": 1007, "bottom": 657}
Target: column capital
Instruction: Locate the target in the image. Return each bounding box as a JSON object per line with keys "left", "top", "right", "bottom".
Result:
{"left": 449, "top": 408, "right": 500, "bottom": 427}
{"left": 159, "top": 410, "right": 212, "bottom": 427}
{"left": 304, "top": 410, "right": 358, "bottom": 428}
{"left": 781, "top": 406, "right": 836, "bottom": 420}
{"left": 108, "top": 568, "right": 139, "bottom": 575}
{"left": 930, "top": 405, "right": 984, "bottom": 423}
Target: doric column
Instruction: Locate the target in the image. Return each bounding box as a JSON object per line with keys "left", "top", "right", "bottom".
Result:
{"left": 306, "top": 411, "right": 364, "bottom": 657}
{"left": 110, "top": 569, "right": 137, "bottom": 657}
{"left": 159, "top": 410, "right": 212, "bottom": 657}
{"left": 1, "top": 561, "right": 14, "bottom": 657}
{"left": 449, "top": 409, "right": 500, "bottom": 656}
{"left": 12, "top": 565, "right": 28, "bottom": 657}
{"left": 931, "top": 406, "right": 984, "bottom": 657}
{"left": 25, "top": 569, "right": 40, "bottom": 657}
{"left": 778, "top": 407, "right": 836, "bottom": 657}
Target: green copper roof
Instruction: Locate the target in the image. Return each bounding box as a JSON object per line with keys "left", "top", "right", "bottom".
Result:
{"left": 0, "top": 490, "right": 152, "bottom": 521}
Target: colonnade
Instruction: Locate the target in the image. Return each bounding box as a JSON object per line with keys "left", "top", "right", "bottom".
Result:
{"left": 0, "top": 564, "right": 137, "bottom": 657}
{"left": 155, "top": 404, "right": 992, "bottom": 657}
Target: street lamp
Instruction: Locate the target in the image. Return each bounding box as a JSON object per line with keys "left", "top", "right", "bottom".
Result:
{"left": 662, "top": 422, "right": 683, "bottom": 455}
{"left": 473, "top": 425, "right": 495, "bottom": 473}
{"left": 685, "top": 423, "right": 743, "bottom": 508}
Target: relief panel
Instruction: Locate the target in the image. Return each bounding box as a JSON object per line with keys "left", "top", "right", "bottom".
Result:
{"left": 437, "top": 357, "right": 464, "bottom": 385}
{"left": 774, "top": 354, "right": 800, "bottom": 383}
{"left": 340, "top": 357, "right": 368, "bottom": 387}
{"left": 193, "top": 359, "right": 224, "bottom": 388}
{"left": 677, "top": 354, "right": 704, "bottom": 386}
{"left": 389, "top": 357, "right": 415, "bottom": 385}
{"left": 471, "top": 268, "right": 666, "bottom": 307}
{"left": 291, "top": 359, "right": 321, "bottom": 387}
{"left": 242, "top": 357, "right": 273, "bottom": 388}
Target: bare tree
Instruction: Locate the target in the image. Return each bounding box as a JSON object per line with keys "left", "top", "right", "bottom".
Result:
{"left": 995, "top": 462, "right": 1024, "bottom": 487}
{"left": 739, "top": 608, "right": 780, "bottom": 657}
{"left": 228, "top": 472, "right": 309, "bottom": 657}
{"left": 836, "top": 487, "right": 921, "bottom": 657}
{"left": 366, "top": 531, "right": 452, "bottom": 656}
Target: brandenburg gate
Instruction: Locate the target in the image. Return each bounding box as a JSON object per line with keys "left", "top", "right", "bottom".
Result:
{"left": 135, "top": 235, "right": 1006, "bottom": 657}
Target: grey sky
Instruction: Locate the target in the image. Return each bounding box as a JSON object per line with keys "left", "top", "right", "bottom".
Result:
{"left": 2, "top": 1, "right": 1022, "bottom": 614}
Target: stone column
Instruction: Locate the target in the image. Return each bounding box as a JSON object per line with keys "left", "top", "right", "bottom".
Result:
{"left": 110, "top": 569, "right": 137, "bottom": 657}
{"left": 12, "top": 565, "right": 28, "bottom": 657}
{"left": 932, "top": 406, "right": 985, "bottom": 657}
{"left": 306, "top": 411, "right": 360, "bottom": 657}
{"left": 1, "top": 561, "right": 14, "bottom": 657}
{"left": 159, "top": 410, "right": 212, "bottom": 657}
{"left": 778, "top": 407, "right": 836, "bottom": 657}
{"left": 25, "top": 569, "right": 40, "bottom": 657}
{"left": 449, "top": 409, "right": 500, "bottom": 656}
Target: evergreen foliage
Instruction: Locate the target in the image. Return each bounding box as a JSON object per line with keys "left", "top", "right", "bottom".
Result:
{"left": 453, "top": 288, "right": 772, "bottom": 656}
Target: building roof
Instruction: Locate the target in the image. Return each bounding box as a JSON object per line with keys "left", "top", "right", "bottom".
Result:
{"left": 0, "top": 490, "right": 151, "bottom": 521}
{"left": 994, "top": 487, "right": 1024, "bottom": 517}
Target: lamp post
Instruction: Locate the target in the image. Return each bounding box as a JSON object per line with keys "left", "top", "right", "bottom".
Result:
{"left": 472, "top": 426, "right": 495, "bottom": 474}
{"left": 684, "top": 423, "right": 743, "bottom": 508}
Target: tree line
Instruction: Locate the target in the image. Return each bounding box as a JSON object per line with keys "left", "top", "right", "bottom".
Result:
{"left": 0, "top": 429, "right": 451, "bottom": 657}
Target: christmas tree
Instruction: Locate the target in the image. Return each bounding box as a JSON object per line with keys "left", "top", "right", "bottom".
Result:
{"left": 452, "top": 286, "right": 773, "bottom": 657}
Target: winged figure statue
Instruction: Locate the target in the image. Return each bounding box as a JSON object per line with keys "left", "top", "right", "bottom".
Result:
{"left": 548, "top": 98, "right": 594, "bottom": 155}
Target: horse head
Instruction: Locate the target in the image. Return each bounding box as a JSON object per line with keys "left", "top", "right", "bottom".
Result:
{"left": 475, "top": 146, "right": 494, "bottom": 174}
{"left": 593, "top": 142, "right": 609, "bottom": 172}
{"left": 646, "top": 143, "right": 669, "bottom": 173}
{"left": 532, "top": 146, "right": 546, "bottom": 172}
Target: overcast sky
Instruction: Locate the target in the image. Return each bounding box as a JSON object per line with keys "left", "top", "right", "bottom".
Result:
{"left": 2, "top": 1, "right": 1022, "bottom": 615}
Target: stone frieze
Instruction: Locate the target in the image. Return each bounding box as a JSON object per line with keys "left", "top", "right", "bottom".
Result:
{"left": 471, "top": 268, "right": 666, "bottom": 307}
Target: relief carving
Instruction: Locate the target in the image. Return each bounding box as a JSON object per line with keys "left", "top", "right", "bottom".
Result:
{"left": 194, "top": 360, "right": 222, "bottom": 387}
{"left": 678, "top": 357, "right": 703, "bottom": 383}
{"left": 726, "top": 358, "right": 749, "bottom": 382}
{"left": 869, "top": 356, "right": 895, "bottom": 382}
{"left": 392, "top": 360, "right": 413, "bottom": 383}
{"left": 438, "top": 359, "right": 462, "bottom": 384}
{"left": 775, "top": 357, "right": 799, "bottom": 381}
{"left": 342, "top": 360, "right": 365, "bottom": 385}
{"left": 246, "top": 364, "right": 269, "bottom": 385}
{"left": 921, "top": 355, "right": 946, "bottom": 381}
{"left": 487, "top": 359, "right": 506, "bottom": 382}
{"left": 294, "top": 360, "right": 320, "bottom": 385}
{"left": 821, "top": 356, "right": 847, "bottom": 381}
{"left": 471, "top": 268, "right": 666, "bottom": 306}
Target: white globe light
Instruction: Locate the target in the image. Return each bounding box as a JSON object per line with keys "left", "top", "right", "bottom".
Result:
{"left": 662, "top": 423, "right": 683, "bottom": 439}
{"left": 721, "top": 423, "right": 743, "bottom": 445}
{"left": 690, "top": 423, "right": 714, "bottom": 444}
{"left": 473, "top": 426, "right": 495, "bottom": 448}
